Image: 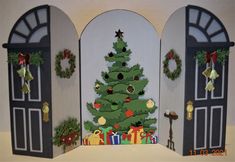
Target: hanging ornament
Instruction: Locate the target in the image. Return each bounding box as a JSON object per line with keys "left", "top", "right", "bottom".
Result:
{"left": 202, "top": 67, "right": 212, "bottom": 78}
{"left": 114, "top": 123, "right": 120, "bottom": 129}
{"left": 111, "top": 103, "right": 118, "bottom": 110}
{"left": 95, "top": 83, "right": 100, "bottom": 90}
{"left": 146, "top": 99, "right": 155, "bottom": 109}
{"left": 21, "top": 82, "right": 30, "bottom": 94}
{"left": 98, "top": 116, "right": 106, "bottom": 125}
{"left": 134, "top": 76, "right": 139, "bottom": 80}
{"left": 125, "top": 109, "right": 134, "bottom": 118}
{"left": 25, "top": 69, "right": 34, "bottom": 81}
{"left": 122, "top": 62, "right": 127, "bottom": 66}
{"left": 124, "top": 97, "right": 131, "bottom": 103}
{"left": 108, "top": 52, "right": 114, "bottom": 57}
{"left": 122, "top": 47, "right": 126, "bottom": 52}
{"left": 94, "top": 102, "right": 102, "bottom": 109}
{"left": 17, "top": 67, "right": 26, "bottom": 77}
{"left": 205, "top": 81, "right": 215, "bottom": 92}
{"left": 126, "top": 85, "right": 135, "bottom": 94}
{"left": 107, "top": 87, "right": 113, "bottom": 94}
{"left": 209, "top": 69, "right": 219, "bottom": 80}
{"left": 117, "top": 73, "right": 124, "bottom": 80}
{"left": 104, "top": 73, "right": 109, "bottom": 79}
{"left": 138, "top": 90, "right": 145, "bottom": 95}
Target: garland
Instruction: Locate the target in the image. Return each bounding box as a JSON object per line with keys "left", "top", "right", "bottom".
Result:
{"left": 163, "top": 49, "right": 182, "bottom": 80}
{"left": 55, "top": 49, "right": 76, "bottom": 79}
{"left": 195, "top": 49, "right": 229, "bottom": 66}
{"left": 53, "top": 118, "right": 80, "bottom": 150}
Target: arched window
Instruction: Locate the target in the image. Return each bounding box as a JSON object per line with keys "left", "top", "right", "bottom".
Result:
{"left": 187, "top": 5, "right": 230, "bottom": 44}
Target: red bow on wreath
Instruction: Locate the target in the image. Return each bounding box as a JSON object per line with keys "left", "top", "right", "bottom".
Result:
{"left": 63, "top": 49, "right": 71, "bottom": 59}
{"left": 206, "top": 51, "right": 217, "bottom": 63}
{"left": 18, "top": 53, "right": 30, "bottom": 65}
{"left": 167, "top": 51, "right": 174, "bottom": 59}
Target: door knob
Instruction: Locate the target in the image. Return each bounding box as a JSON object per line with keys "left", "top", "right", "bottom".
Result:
{"left": 42, "top": 102, "right": 49, "bottom": 122}
{"left": 186, "top": 101, "right": 194, "bottom": 120}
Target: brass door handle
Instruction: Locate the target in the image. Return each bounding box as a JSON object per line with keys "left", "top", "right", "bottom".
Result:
{"left": 42, "top": 102, "right": 49, "bottom": 122}
{"left": 186, "top": 100, "right": 194, "bottom": 120}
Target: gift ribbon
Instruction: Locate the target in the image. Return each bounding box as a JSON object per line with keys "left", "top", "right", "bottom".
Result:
{"left": 140, "top": 130, "right": 154, "bottom": 144}
{"left": 99, "top": 127, "right": 112, "bottom": 145}
{"left": 129, "top": 126, "right": 143, "bottom": 144}
{"left": 18, "top": 52, "right": 30, "bottom": 65}
{"left": 206, "top": 51, "right": 217, "bottom": 63}
{"left": 110, "top": 132, "right": 120, "bottom": 144}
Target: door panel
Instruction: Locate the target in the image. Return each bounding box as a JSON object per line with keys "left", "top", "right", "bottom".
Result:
{"left": 211, "top": 64, "right": 224, "bottom": 99}
{"left": 11, "top": 65, "right": 24, "bottom": 101}
{"left": 28, "top": 66, "right": 41, "bottom": 101}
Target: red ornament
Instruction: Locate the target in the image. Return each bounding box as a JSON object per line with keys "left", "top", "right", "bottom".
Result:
{"left": 114, "top": 123, "right": 120, "bottom": 129}
{"left": 125, "top": 109, "right": 134, "bottom": 117}
{"left": 211, "top": 51, "right": 217, "bottom": 63}
{"left": 167, "top": 51, "right": 174, "bottom": 59}
{"left": 124, "top": 97, "right": 131, "bottom": 103}
{"left": 94, "top": 102, "right": 102, "bottom": 109}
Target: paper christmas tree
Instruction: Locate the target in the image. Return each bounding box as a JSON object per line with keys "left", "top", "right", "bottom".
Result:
{"left": 84, "top": 30, "right": 157, "bottom": 137}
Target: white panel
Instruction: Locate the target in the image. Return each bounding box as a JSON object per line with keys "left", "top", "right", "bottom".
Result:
{"left": 195, "top": 60, "right": 208, "bottom": 101}
{"left": 189, "top": 9, "right": 199, "bottom": 24}
{"left": 199, "top": 12, "right": 211, "bottom": 28}
{"left": 28, "top": 66, "right": 41, "bottom": 102}
{"left": 11, "top": 64, "right": 25, "bottom": 101}
{"left": 10, "top": 33, "right": 26, "bottom": 43}
{"left": 15, "top": 21, "right": 30, "bottom": 36}
{"left": 211, "top": 32, "right": 227, "bottom": 42}
{"left": 207, "top": 20, "right": 221, "bottom": 35}
{"left": 26, "top": 12, "right": 37, "bottom": 29}
{"left": 13, "top": 107, "right": 27, "bottom": 151}
{"left": 28, "top": 26, "right": 47, "bottom": 43}
{"left": 189, "top": 26, "right": 208, "bottom": 42}
{"left": 211, "top": 64, "right": 225, "bottom": 99}
{"left": 37, "top": 9, "right": 47, "bottom": 24}
{"left": 194, "top": 107, "right": 207, "bottom": 150}
{"left": 28, "top": 108, "right": 43, "bottom": 153}
{"left": 209, "top": 106, "right": 223, "bottom": 148}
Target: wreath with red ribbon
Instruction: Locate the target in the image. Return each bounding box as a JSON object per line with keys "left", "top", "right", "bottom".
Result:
{"left": 163, "top": 49, "right": 182, "bottom": 80}
{"left": 55, "top": 49, "right": 76, "bottom": 79}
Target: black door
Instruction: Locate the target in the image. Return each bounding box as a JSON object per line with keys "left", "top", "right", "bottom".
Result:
{"left": 3, "top": 5, "right": 53, "bottom": 158}
{"left": 183, "top": 5, "right": 233, "bottom": 155}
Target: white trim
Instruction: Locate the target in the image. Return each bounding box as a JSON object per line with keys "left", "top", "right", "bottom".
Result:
{"left": 13, "top": 107, "right": 27, "bottom": 151}
{"left": 28, "top": 66, "right": 42, "bottom": 102}
{"left": 211, "top": 64, "right": 225, "bottom": 99}
{"left": 11, "top": 64, "right": 25, "bottom": 101}
{"left": 28, "top": 108, "right": 43, "bottom": 153}
{"left": 194, "top": 107, "right": 207, "bottom": 150}
{"left": 209, "top": 106, "right": 223, "bottom": 148}
{"left": 195, "top": 60, "right": 208, "bottom": 101}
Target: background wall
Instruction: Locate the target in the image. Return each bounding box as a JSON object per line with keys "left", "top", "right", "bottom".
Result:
{"left": 0, "top": 0, "right": 234, "bottom": 131}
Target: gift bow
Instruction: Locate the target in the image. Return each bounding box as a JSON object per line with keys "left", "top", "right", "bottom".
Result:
{"left": 18, "top": 53, "right": 30, "bottom": 65}
{"left": 206, "top": 51, "right": 217, "bottom": 63}
{"left": 99, "top": 127, "right": 112, "bottom": 145}
{"left": 140, "top": 130, "right": 154, "bottom": 143}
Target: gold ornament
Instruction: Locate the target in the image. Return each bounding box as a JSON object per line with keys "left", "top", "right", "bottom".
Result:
{"left": 202, "top": 67, "right": 211, "bottom": 78}
{"left": 205, "top": 81, "right": 215, "bottom": 92}
{"left": 146, "top": 99, "right": 154, "bottom": 109}
{"left": 95, "top": 83, "right": 100, "bottom": 90}
{"left": 25, "top": 69, "right": 34, "bottom": 81}
{"left": 21, "top": 82, "right": 30, "bottom": 94}
{"left": 98, "top": 116, "right": 106, "bottom": 125}
{"left": 17, "top": 67, "right": 26, "bottom": 78}
{"left": 209, "top": 69, "right": 219, "bottom": 80}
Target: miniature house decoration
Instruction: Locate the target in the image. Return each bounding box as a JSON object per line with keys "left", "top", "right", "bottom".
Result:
{"left": 2, "top": 5, "right": 80, "bottom": 158}
{"left": 2, "top": 4, "right": 234, "bottom": 158}
{"left": 80, "top": 10, "right": 160, "bottom": 145}
{"left": 159, "top": 5, "right": 234, "bottom": 155}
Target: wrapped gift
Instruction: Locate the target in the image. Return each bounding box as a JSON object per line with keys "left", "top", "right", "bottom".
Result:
{"left": 121, "top": 133, "right": 131, "bottom": 144}
{"left": 99, "top": 127, "right": 112, "bottom": 145}
{"left": 88, "top": 130, "right": 103, "bottom": 145}
{"left": 128, "top": 126, "right": 144, "bottom": 144}
{"left": 140, "top": 130, "right": 154, "bottom": 144}
{"left": 151, "top": 135, "right": 158, "bottom": 144}
{"left": 109, "top": 132, "right": 121, "bottom": 145}
{"left": 83, "top": 135, "right": 90, "bottom": 145}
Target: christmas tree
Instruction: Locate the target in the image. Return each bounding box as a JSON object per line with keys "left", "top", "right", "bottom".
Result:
{"left": 84, "top": 30, "right": 157, "bottom": 134}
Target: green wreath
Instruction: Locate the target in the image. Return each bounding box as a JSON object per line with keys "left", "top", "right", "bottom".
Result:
{"left": 163, "top": 50, "right": 182, "bottom": 81}
{"left": 55, "top": 49, "right": 76, "bottom": 79}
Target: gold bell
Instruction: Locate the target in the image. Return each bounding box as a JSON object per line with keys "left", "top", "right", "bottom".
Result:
{"left": 202, "top": 67, "right": 212, "bottom": 78}
{"left": 209, "top": 69, "right": 219, "bottom": 80}
{"left": 21, "top": 82, "right": 30, "bottom": 94}
{"left": 25, "top": 69, "right": 34, "bottom": 81}
{"left": 205, "top": 81, "right": 215, "bottom": 92}
{"left": 17, "top": 67, "right": 26, "bottom": 78}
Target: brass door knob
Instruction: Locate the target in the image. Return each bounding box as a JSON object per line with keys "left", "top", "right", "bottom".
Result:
{"left": 42, "top": 102, "right": 49, "bottom": 122}
{"left": 186, "top": 101, "right": 194, "bottom": 120}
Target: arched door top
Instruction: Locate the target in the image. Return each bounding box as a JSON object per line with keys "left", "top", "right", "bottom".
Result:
{"left": 187, "top": 5, "right": 233, "bottom": 47}
{"left": 3, "top": 5, "right": 49, "bottom": 49}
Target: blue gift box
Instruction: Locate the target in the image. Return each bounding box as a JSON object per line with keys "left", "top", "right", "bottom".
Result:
{"left": 109, "top": 132, "right": 121, "bottom": 145}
